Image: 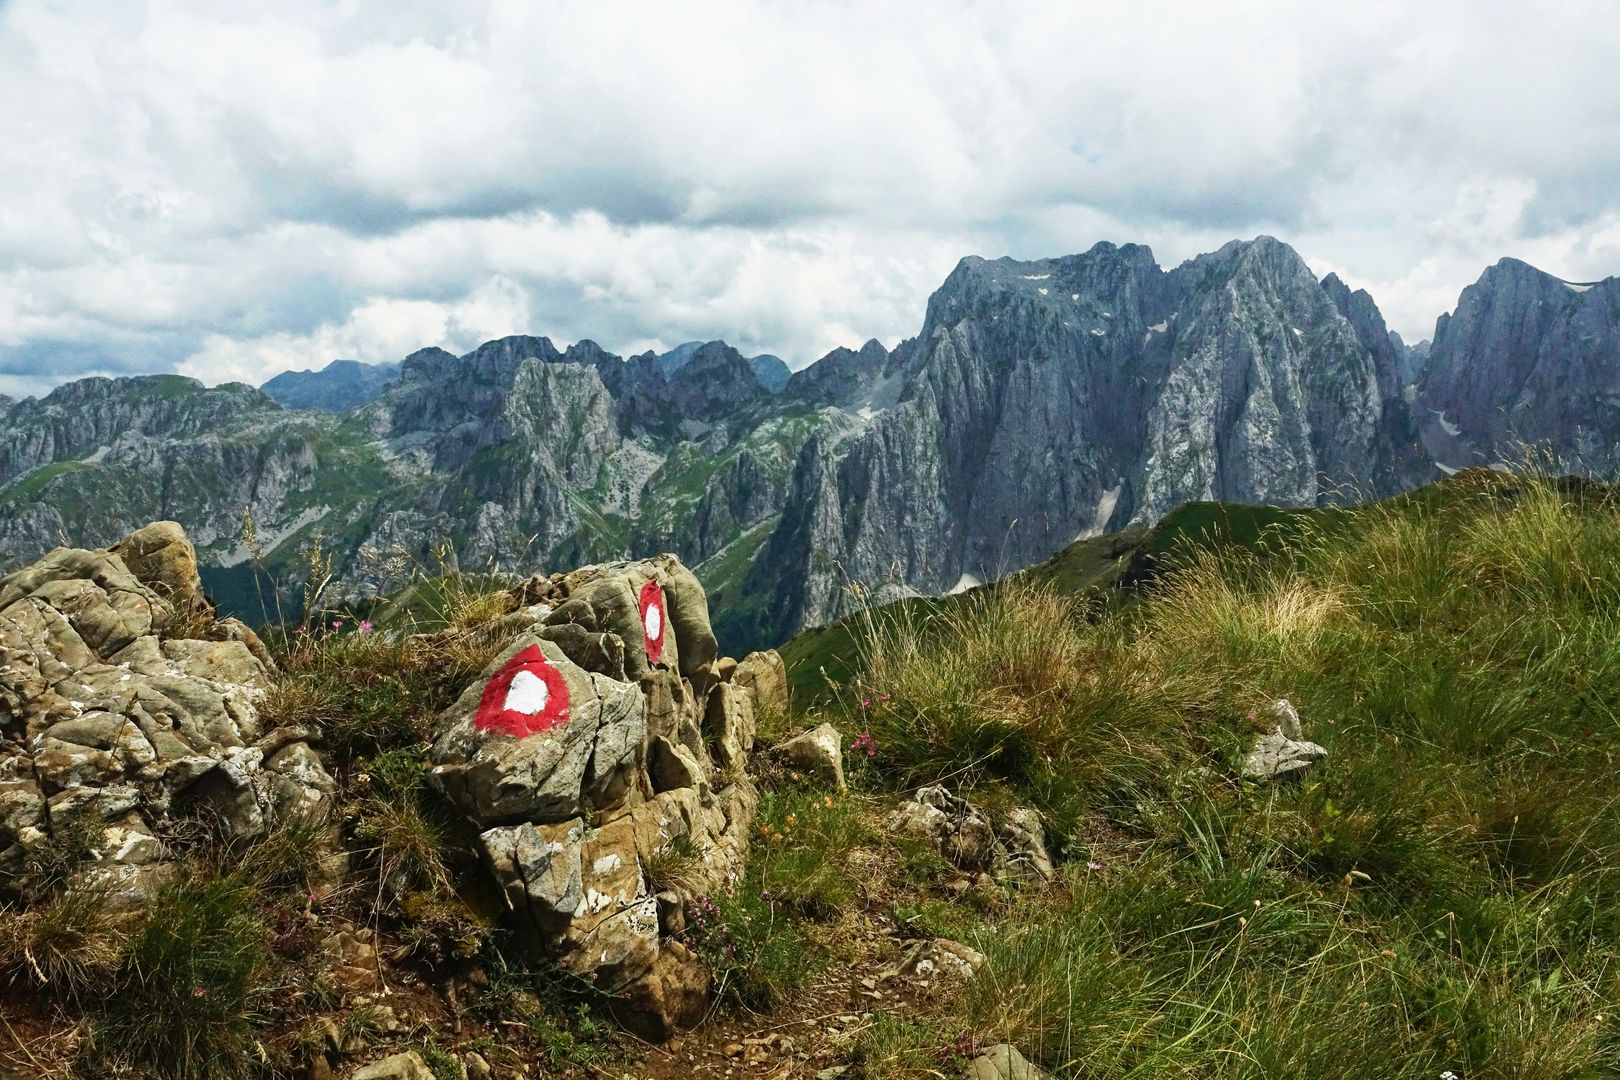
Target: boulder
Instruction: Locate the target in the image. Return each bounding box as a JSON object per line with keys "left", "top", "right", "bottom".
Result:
{"left": 0, "top": 524, "right": 335, "bottom": 907}
{"left": 1241, "top": 699, "right": 1327, "bottom": 781}
{"left": 109, "top": 520, "right": 208, "bottom": 617}
{"left": 733, "top": 649, "right": 788, "bottom": 718}
{"left": 774, "top": 723, "right": 845, "bottom": 789}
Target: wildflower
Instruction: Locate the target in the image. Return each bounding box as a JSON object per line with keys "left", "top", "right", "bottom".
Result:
{"left": 1440, "top": 1072, "right": 1458, "bottom": 1080}
{"left": 359, "top": 620, "right": 374, "bottom": 633}
{"left": 862, "top": 697, "right": 871, "bottom": 708}
{"left": 192, "top": 987, "right": 207, "bottom": 998}
{"left": 1086, "top": 860, "right": 1103, "bottom": 871}
{"left": 295, "top": 624, "right": 307, "bottom": 634}
{"left": 824, "top": 795, "right": 835, "bottom": 808}
{"left": 331, "top": 619, "right": 343, "bottom": 630}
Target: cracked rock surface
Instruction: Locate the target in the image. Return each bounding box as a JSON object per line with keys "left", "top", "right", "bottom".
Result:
{"left": 0, "top": 521, "right": 336, "bottom": 907}
{"left": 427, "top": 554, "right": 781, "bottom": 1040}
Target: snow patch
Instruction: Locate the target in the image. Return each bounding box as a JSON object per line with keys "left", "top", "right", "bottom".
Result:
{"left": 1436, "top": 461, "right": 1459, "bottom": 476}
{"left": 1566, "top": 282, "right": 1595, "bottom": 293}
{"left": 947, "top": 573, "right": 982, "bottom": 596}
{"left": 1148, "top": 321, "right": 1168, "bottom": 333}
{"left": 1038, "top": 288, "right": 1048, "bottom": 296}
{"left": 81, "top": 445, "right": 111, "bottom": 464}
{"left": 1090, "top": 328, "right": 1106, "bottom": 337}
{"left": 1020, "top": 274, "right": 1051, "bottom": 280}
{"left": 1431, "top": 409, "right": 1462, "bottom": 437}
{"left": 1290, "top": 327, "right": 1303, "bottom": 338}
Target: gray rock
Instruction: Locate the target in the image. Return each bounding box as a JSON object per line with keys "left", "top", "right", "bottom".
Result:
{"left": 426, "top": 555, "right": 769, "bottom": 1039}
{"left": 1241, "top": 699, "right": 1327, "bottom": 781}
{"left": 889, "top": 785, "right": 1054, "bottom": 883}
{"left": 351, "top": 1051, "right": 436, "bottom": 1080}
{"left": 0, "top": 522, "right": 335, "bottom": 906}
{"left": 775, "top": 723, "right": 844, "bottom": 789}
{"left": 966, "top": 1044, "right": 1048, "bottom": 1080}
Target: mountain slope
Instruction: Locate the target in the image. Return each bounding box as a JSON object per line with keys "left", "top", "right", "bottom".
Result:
{"left": 725, "top": 238, "right": 1433, "bottom": 645}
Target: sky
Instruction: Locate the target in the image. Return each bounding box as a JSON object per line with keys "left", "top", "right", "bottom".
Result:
{"left": 3, "top": 0, "right": 1619, "bottom": 398}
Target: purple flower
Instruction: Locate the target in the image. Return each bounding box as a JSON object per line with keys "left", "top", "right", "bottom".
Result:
{"left": 1087, "top": 860, "right": 1104, "bottom": 871}
{"left": 359, "top": 620, "right": 374, "bottom": 633}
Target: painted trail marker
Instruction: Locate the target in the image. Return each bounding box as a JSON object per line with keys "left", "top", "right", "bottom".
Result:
{"left": 639, "top": 580, "right": 667, "bottom": 664}
{"left": 475, "top": 644, "right": 571, "bottom": 738}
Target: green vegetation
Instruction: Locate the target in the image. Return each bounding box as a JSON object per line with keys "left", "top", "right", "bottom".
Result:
{"left": 1, "top": 460, "right": 93, "bottom": 501}
{"left": 779, "top": 469, "right": 1620, "bottom": 1076}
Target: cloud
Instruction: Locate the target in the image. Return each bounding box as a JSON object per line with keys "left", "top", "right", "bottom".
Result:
{"left": 3, "top": 0, "right": 1618, "bottom": 392}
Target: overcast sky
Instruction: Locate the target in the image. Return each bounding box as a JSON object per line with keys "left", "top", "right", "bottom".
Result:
{"left": 3, "top": 0, "right": 1618, "bottom": 397}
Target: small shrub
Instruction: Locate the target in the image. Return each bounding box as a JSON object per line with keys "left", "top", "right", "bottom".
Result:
{"left": 0, "top": 889, "right": 121, "bottom": 998}
{"left": 89, "top": 875, "right": 269, "bottom": 1079}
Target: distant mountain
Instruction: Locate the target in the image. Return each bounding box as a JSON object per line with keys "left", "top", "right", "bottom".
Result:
{"left": 731, "top": 238, "right": 1433, "bottom": 642}
{"left": 749, "top": 354, "right": 791, "bottom": 393}
{"left": 1417, "top": 259, "right": 1620, "bottom": 472}
{"left": 4, "top": 238, "right": 1609, "bottom": 652}
{"left": 261, "top": 358, "right": 402, "bottom": 411}
{"left": 658, "top": 341, "right": 792, "bottom": 393}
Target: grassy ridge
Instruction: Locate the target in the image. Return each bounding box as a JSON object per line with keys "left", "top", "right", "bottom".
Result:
{"left": 794, "top": 468, "right": 1620, "bottom": 1076}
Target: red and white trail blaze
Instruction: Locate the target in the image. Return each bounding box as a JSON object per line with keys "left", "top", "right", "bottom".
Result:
{"left": 474, "top": 644, "right": 571, "bottom": 738}
{"left": 639, "top": 581, "right": 667, "bottom": 664}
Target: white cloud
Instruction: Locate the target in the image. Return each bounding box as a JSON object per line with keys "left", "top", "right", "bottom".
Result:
{"left": 3, "top": 0, "right": 1619, "bottom": 391}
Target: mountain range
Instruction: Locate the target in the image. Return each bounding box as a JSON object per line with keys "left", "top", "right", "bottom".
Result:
{"left": 3, "top": 237, "right": 1614, "bottom": 651}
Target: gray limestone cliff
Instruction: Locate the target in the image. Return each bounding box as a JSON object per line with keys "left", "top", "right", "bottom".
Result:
{"left": 1417, "top": 259, "right": 1620, "bottom": 472}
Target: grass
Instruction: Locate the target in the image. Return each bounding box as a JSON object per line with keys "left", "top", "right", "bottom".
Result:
{"left": 790, "top": 469, "right": 1620, "bottom": 1077}
{"left": 86, "top": 875, "right": 271, "bottom": 1079}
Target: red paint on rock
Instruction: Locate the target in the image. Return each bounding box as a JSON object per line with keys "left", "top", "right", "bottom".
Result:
{"left": 475, "top": 644, "right": 571, "bottom": 738}
{"left": 639, "top": 580, "right": 667, "bottom": 663}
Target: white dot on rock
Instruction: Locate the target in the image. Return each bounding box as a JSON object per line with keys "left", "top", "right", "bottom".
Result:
{"left": 644, "top": 600, "right": 663, "bottom": 641}
{"left": 503, "top": 668, "right": 549, "bottom": 714}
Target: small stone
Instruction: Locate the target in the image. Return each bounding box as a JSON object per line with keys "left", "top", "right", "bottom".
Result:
{"left": 1242, "top": 700, "right": 1327, "bottom": 781}
{"left": 351, "top": 1050, "right": 436, "bottom": 1080}
{"left": 775, "top": 723, "right": 845, "bottom": 789}
{"left": 966, "top": 1043, "right": 1048, "bottom": 1080}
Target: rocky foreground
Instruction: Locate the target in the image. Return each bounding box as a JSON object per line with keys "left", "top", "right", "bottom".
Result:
{"left": 0, "top": 521, "right": 803, "bottom": 1072}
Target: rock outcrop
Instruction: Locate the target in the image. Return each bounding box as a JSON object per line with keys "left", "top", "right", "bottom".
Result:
{"left": 0, "top": 522, "right": 334, "bottom": 907}
{"left": 426, "top": 554, "right": 781, "bottom": 1040}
